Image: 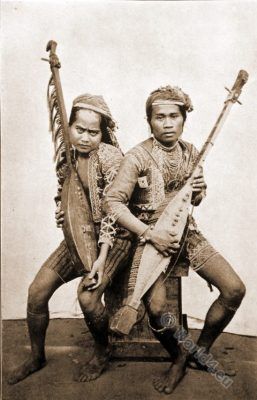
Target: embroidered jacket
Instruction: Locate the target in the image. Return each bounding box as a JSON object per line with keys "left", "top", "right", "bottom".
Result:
{"left": 104, "top": 137, "right": 218, "bottom": 271}
{"left": 55, "top": 142, "right": 123, "bottom": 247}
{"left": 104, "top": 137, "right": 205, "bottom": 226}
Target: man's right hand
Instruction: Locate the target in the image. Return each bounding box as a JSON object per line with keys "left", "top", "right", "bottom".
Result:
{"left": 55, "top": 209, "right": 64, "bottom": 228}
{"left": 145, "top": 228, "right": 180, "bottom": 257}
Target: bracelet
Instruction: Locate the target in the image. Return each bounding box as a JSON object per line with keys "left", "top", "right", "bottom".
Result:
{"left": 138, "top": 225, "right": 153, "bottom": 244}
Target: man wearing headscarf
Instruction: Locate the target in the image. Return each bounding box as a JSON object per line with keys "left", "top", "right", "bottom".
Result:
{"left": 104, "top": 85, "right": 245, "bottom": 394}
{"left": 8, "top": 94, "right": 132, "bottom": 384}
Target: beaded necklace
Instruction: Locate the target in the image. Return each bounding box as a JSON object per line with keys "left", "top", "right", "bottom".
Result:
{"left": 152, "top": 138, "right": 183, "bottom": 190}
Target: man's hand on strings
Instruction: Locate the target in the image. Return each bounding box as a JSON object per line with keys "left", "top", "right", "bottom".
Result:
{"left": 185, "top": 168, "right": 207, "bottom": 194}
{"left": 144, "top": 228, "right": 180, "bottom": 257}
{"left": 191, "top": 169, "right": 207, "bottom": 194}
{"left": 190, "top": 168, "right": 207, "bottom": 206}
{"left": 185, "top": 168, "right": 207, "bottom": 206}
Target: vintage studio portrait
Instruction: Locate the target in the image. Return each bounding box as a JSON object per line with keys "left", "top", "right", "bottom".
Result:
{"left": 2, "top": 1, "right": 257, "bottom": 399}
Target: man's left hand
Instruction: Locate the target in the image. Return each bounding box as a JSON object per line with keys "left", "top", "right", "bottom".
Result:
{"left": 82, "top": 257, "right": 105, "bottom": 291}
{"left": 192, "top": 171, "right": 207, "bottom": 194}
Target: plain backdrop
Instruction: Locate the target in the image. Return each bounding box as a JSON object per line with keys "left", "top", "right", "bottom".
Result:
{"left": 2, "top": 0, "right": 257, "bottom": 336}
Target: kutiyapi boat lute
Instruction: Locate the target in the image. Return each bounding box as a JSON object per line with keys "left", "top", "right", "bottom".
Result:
{"left": 110, "top": 69, "right": 249, "bottom": 335}
{"left": 42, "top": 40, "right": 97, "bottom": 272}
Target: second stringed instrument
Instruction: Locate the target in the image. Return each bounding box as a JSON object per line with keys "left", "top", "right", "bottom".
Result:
{"left": 110, "top": 70, "right": 249, "bottom": 335}
{"left": 43, "top": 40, "right": 97, "bottom": 272}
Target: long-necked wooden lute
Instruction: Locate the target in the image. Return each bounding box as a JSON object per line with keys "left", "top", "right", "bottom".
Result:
{"left": 110, "top": 70, "right": 248, "bottom": 335}
{"left": 43, "top": 40, "right": 97, "bottom": 272}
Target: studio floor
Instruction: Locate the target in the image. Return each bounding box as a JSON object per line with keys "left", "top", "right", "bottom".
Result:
{"left": 2, "top": 319, "right": 257, "bottom": 400}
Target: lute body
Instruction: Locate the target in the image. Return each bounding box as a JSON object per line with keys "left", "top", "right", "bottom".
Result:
{"left": 61, "top": 167, "right": 97, "bottom": 272}
{"left": 128, "top": 173, "right": 195, "bottom": 310}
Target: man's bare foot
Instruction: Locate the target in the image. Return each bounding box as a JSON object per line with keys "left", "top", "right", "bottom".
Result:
{"left": 75, "top": 350, "right": 110, "bottom": 383}
{"left": 153, "top": 349, "right": 187, "bottom": 394}
{"left": 153, "top": 363, "right": 186, "bottom": 394}
{"left": 187, "top": 352, "right": 236, "bottom": 376}
{"left": 8, "top": 357, "right": 46, "bottom": 384}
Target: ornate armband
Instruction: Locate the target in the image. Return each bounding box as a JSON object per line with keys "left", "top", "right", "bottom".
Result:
{"left": 98, "top": 215, "right": 117, "bottom": 248}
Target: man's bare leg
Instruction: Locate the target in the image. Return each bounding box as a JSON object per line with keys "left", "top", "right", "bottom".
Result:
{"left": 150, "top": 319, "right": 187, "bottom": 395}
{"left": 76, "top": 274, "right": 111, "bottom": 382}
{"left": 188, "top": 254, "right": 245, "bottom": 373}
{"left": 8, "top": 268, "right": 64, "bottom": 384}
{"left": 145, "top": 275, "right": 187, "bottom": 394}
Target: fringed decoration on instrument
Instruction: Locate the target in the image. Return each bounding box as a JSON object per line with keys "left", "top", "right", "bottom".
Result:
{"left": 47, "top": 75, "right": 67, "bottom": 172}
{"left": 127, "top": 244, "right": 144, "bottom": 296}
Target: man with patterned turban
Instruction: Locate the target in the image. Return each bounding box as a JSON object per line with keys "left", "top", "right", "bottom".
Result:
{"left": 104, "top": 85, "right": 245, "bottom": 394}
{"left": 8, "top": 94, "right": 132, "bottom": 384}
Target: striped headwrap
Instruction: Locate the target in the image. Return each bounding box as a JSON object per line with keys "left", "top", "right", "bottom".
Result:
{"left": 72, "top": 94, "right": 120, "bottom": 149}
{"left": 146, "top": 85, "right": 193, "bottom": 123}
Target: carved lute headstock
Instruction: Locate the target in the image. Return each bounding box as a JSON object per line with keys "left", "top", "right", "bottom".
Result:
{"left": 225, "top": 69, "right": 249, "bottom": 104}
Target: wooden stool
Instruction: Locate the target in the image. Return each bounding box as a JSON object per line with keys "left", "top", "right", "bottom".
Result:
{"left": 105, "top": 261, "right": 189, "bottom": 359}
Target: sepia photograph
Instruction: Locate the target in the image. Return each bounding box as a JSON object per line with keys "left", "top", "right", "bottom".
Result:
{"left": 1, "top": 1, "right": 257, "bottom": 399}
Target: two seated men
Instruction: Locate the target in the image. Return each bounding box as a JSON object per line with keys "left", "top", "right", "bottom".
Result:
{"left": 9, "top": 85, "right": 245, "bottom": 395}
